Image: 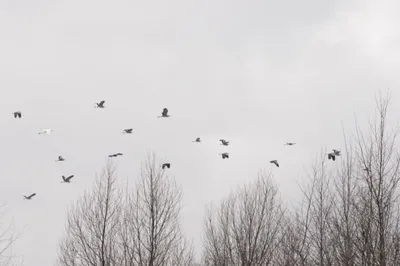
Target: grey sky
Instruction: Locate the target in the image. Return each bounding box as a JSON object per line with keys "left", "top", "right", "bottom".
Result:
{"left": 1, "top": 0, "right": 400, "bottom": 264}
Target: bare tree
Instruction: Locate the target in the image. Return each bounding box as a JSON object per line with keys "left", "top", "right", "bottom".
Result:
{"left": 350, "top": 92, "right": 400, "bottom": 266}
{"left": 202, "top": 170, "right": 285, "bottom": 266}
{"left": 0, "top": 204, "right": 16, "bottom": 266}
{"left": 119, "top": 152, "right": 195, "bottom": 266}
{"left": 58, "top": 161, "right": 124, "bottom": 266}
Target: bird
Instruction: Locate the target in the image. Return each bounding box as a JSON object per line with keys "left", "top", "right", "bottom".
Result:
{"left": 123, "top": 128, "right": 133, "bottom": 134}
{"left": 23, "top": 193, "right": 36, "bottom": 200}
{"left": 38, "top": 129, "right": 54, "bottom": 135}
{"left": 285, "top": 142, "right": 296, "bottom": 146}
{"left": 332, "top": 149, "right": 341, "bottom": 156}
{"left": 219, "top": 153, "right": 229, "bottom": 159}
{"left": 12, "top": 111, "right": 22, "bottom": 118}
{"left": 162, "top": 163, "right": 171, "bottom": 169}
{"left": 95, "top": 100, "right": 105, "bottom": 108}
{"left": 158, "top": 108, "right": 170, "bottom": 118}
{"left": 270, "top": 160, "right": 279, "bottom": 167}
{"left": 219, "top": 139, "right": 229, "bottom": 146}
{"left": 109, "top": 153, "right": 123, "bottom": 158}
{"left": 327, "top": 153, "right": 336, "bottom": 161}
{"left": 56, "top": 156, "right": 65, "bottom": 162}
{"left": 193, "top": 137, "right": 201, "bottom": 143}
{"left": 61, "top": 175, "right": 74, "bottom": 183}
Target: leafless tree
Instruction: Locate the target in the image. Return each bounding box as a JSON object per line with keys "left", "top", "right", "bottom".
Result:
{"left": 350, "top": 91, "right": 400, "bottom": 266}
{"left": 0, "top": 204, "right": 20, "bottom": 266}
{"left": 202, "top": 170, "right": 285, "bottom": 266}
{"left": 58, "top": 161, "right": 124, "bottom": 266}
{"left": 119, "top": 152, "right": 195, "bottom": 266}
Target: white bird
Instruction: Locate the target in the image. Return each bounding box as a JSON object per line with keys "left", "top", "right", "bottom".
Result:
{"left": 95, "top": 100, "right": 105, "bottom": 108}
{"left": 61, "top": 175, "right": 74, "bottom": 183}
{"left": 193, "top": 137, "right": 201, "bottom": 143}
{"left": 270, "top": 160, "right": 279, "bottom": 167}
{"left": 219, "top": 152, "right": 229, "bottom": 159}
{"left": 219, "top": 139, "right": 229, "bottom": 146}
{"left": 56, "top": 156, "right": 65, "bottom": 162}
{"left": 23, "top": 193, "right": 36, "bottom": 200}
{"left": 158, "top": 108, "right": 170, "bottom": 118}
{"left": 12, "top": 111, "right": 22, "bottom": 118}
{"left": 39, "top": 129, "right": 54, "bottom": 135}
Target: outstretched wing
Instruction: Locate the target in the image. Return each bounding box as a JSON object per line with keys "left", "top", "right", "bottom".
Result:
{"left": 99, "top": 100, "right": 105, "bottom": 106}
{"left": 28, "top": 193, "right": 36, "bottom": 199}
{"left": 162, "top": 108, "right": 168, "bottom": 116}
{"left": 66, "top": 175, "right": 74, "bottom": 182}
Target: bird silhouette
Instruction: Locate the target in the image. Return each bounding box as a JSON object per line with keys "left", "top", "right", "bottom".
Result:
{"left": 158, "top": 108, "right": 170, "bottom": 118}
{"left": 56, "top": 156, "right": 65, "bottom": 162}
{"left": 270, "top": 160, "right": 279, "bottom": 167}
{"left": 162, "top": 163, "right": 171, "bottom": 169}
{"left": 12, "top": 111, "right": 22, "bottom": 118}
{"left": 219, "top": 139, "right": 229, "bottom": 146}
{"left": 109, "top": 153, "right": 123, "bottom": 158}
{"left": 95, "top": 100, "right": 105, "bottom": 108}
{"left": 38, "top": 129, "right": 54, "bottom": 135}
{"left": 219, "top": 153, "right": 229, "bottom": 159}
{"left": 193, "top": 137, "right": 201, "bottom": 143}
{"left": 61, "top": 175, "right": 74, "bottom": 183}
{"left": 123, "top": 128, "right": 133, "bottom": 134}
{"left": 23, "top": 193, "right": 36, "bottom": 200}
{"left": 285, "top": 142, "right": 296, "bottom": 146}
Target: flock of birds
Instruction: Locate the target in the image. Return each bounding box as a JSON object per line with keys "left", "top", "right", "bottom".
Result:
{"left": 13, "top": 101, "right": 342, "bottom": 201}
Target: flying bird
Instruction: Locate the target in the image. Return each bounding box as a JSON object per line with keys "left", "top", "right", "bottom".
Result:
{"left": 193, "top": 137, "right": 201, "bottom": 143}
{"left": 12, "top": 111, "right": 22, "bottom": 118}
{"left": 219, "top": 152, "right": 229, "bottom": 159}
{"left": 270, "top": 160, "right": 279, "bottom": 167}
{"left": 109, "top": 153, "right": 123, "bottom": 158}
{"left": 23, "top": 193, "right": 36, "bottom": 200}
{"left": 61, "top": 175, "right": 74, "bottom": 183}
{"left": 95, "top": 100, "right": 105, "bottom": 108}
{"left": 158, "top": 108, "right": 170, "bottom": 118}
{"left": 56, "top": 156, "right": 65, "bottom": 162}
{"left": 285, "top": 142, "right": 296, "bottom": 146}
{"left": 332, "top": 149, "right": 341, "bottom": 156}
{"left": 219, "top": 139, "right": 229, "bottom": 146}
{"left": 162, "top": 163, "right": 171, "bottom": 169}
{"left": 327, "top": 153, "right": 336, "bottom": 161}
{"left": 38, "top": 129, "right": 54, "bottom": 135}
{"left": 123, "top": 128, "right": 133, "bottom": 134}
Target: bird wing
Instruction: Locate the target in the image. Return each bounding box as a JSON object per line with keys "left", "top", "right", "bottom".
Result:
{"left": 99, "top": 100, "right": 105, "bottom": 106}
{"left": 66, "top": 175, "right": 74, "bottom": 181}
{"left": 28, "top": 193, "right": 36, "bottom": 198}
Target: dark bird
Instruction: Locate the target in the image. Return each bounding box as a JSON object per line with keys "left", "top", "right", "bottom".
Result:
{"left": 270, "top": 160, "right": 279, "bottom": 167}
{"left": 219, "top": 152, "right": 229, "bottom": 159}
{"left": 332, "top": 149, "right": 341, "bottom": 156}
{"left": 162, "top": 163, "right": 171, "bottom": 169}
{"left": 23, "top": 193, "right": 36, "bottom": 200}
{"left": 327, "top": 153, "right": 336, "bottom": 161}
{"left": 61, "top": 175, "right": 74, "bottom": 183}
{"left": 123, "top": 128, "right": 133, "bottom": 134}
{"left": 219, "top": 139, "right": 229, "bottom": 146}
{"left": 158, "top": 108, "right": 170, "bottom": 118}
{"left": 193, "top": 137, "right": 201, "bottom": 143}
{"left": 56, "top": 156, "right": 65, "bottom": 162}
{"left": 95, "top": 100, "right": 105, "bottom": 108}
{"left": 109, "top": 153, "right": 123, "bottom": 158}
{"left": 12, "top": 111, "right": 22, "bottom": 118}
{"left": 285, "top": 142, "right": 296, "bottom": 146}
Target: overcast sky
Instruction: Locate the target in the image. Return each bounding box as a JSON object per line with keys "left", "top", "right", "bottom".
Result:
{"left": 1, "top": 0, "right": 400, "bottom": 265}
